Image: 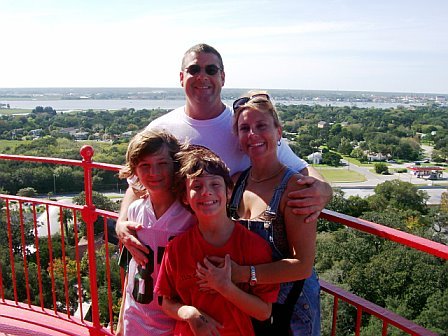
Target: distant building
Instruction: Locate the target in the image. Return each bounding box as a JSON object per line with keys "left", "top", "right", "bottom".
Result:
{"left": 29, "top": 129, "right": 43, "bottom": 138}
{"left": 317, "top": 121, "right": 328, "bottom": 128}
{"left": 409, "top": 166, "right": 444, "bottom": 179}
{"left": 367, "top": 152, "right": 389, "bottom": 162}
{"left": 121, "top": 131, "right": 134, "bottom": 138}
{"left": 74, "top": 132, "right": 89, "bottom": 140}
{"left": 307, "top": 152, "right": 323, "bottom": 164}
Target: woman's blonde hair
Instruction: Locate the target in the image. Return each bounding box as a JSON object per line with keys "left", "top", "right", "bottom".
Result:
{"left": 232, "top": 90, "right": 281, "bottom": 134}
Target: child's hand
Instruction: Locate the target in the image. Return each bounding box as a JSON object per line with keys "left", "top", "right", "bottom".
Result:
{"left": 196, "top": 255, "right": 233, "bottom": 294}
{"left": 188, "top": 312, "right": 222, "bottom": 336}
{"left": 180, "top": 306, "right": 222, "bottom": 336}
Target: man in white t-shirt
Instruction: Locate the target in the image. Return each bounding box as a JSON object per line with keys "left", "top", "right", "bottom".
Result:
{"left": 116, "top": 43, "right": 332, "bottom": 264}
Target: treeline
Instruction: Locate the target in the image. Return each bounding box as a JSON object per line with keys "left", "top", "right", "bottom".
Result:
{"left": 318, "top": 181, "right": 448, "bottom": 335}
{"left": 0, "top": 137, "right": 129, "bottom": 195}
{"left": 1, "top": 104, "right": 448, "bottom": 164}
{"left": 279, "top": 104, "right": 448, "bottom": 162}
{"left": 0, "top": 108, "right": 168, "bottom": 141}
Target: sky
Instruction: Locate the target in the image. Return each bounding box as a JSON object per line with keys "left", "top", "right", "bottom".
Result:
{"left": 1, "top": 0, "right": 447, "bottom": 94}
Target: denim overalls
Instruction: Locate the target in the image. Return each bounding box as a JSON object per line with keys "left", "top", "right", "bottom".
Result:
{"left": 229, "top": 168, "right": 321, "bottom": 336}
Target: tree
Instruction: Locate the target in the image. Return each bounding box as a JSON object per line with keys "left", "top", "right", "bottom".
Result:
{"left": 72, "top": 191, "right": 119, "bottom": 236}
{"left": 374, "top": 162, "right": 388, "bottom": 174}
{"left": 368, "top": 180, "right": 429, "bottom": 214}
{"left": 416, "top": 289, "right": 448, "bottom": 335}
{"left": 17, "top": 187, "right": 37, "bottom": 197}
{"left": 337, "top": 137, "right": 353, "bottom": 155}
{"left": 322, "top": 151, "right": 342, "bottom": 166}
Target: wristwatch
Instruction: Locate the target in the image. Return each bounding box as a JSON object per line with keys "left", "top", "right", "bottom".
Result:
{"left": 249, "top": 265, "right": 257, "bottom": 286}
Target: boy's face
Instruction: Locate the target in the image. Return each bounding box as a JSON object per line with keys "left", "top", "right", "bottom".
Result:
{"left": 184, "top": 172, "right": 229, "bottom": 219}
{"left": 135, "top": 145, "right": 174, "bottom": 195}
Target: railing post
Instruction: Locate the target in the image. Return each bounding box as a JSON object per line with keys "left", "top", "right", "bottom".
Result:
{"left": 80, "top": 145, "right": 102, "bottom": 335}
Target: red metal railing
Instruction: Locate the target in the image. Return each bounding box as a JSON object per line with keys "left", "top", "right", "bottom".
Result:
{"left": 1, "top": 147, "right": 446, "bottom": 335}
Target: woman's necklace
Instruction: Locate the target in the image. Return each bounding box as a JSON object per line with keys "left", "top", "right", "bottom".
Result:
{"left": 249, "top": 165, "right": 286, "bottom": 183}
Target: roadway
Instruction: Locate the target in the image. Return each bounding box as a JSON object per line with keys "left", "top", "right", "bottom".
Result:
{"left": 333, "top": 160, "right": 447, "bottom": 205}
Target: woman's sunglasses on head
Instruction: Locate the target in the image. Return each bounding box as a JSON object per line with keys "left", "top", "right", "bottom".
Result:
{"left": 185, "top": 64, "right": 222, "bottom": 76}
{"left": 233, "top": 94, "right": 271, "bottom": 111}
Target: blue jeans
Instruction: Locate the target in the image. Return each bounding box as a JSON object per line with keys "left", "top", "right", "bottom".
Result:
{"left": 277, "top": 269, "right": 321, "bottom": 336}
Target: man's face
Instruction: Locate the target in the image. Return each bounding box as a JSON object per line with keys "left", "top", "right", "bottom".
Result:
{"left": 180, "top": 52, "right": 225, "bottom": 105}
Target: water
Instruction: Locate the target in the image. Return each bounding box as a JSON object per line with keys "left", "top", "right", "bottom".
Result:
{"left": 4, "top": 99, "right": 421, "bottom": 111}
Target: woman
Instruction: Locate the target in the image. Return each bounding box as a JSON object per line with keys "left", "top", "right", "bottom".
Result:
{"left": 198, "top": 91, "right": 320, "bottom": 335}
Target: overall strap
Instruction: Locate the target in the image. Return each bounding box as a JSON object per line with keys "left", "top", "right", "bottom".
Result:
{"left": 264, "top": 168, "right": 296, "bottom": 218}
{"left": 228, "top": 168, "right": 250, "bottom": 219}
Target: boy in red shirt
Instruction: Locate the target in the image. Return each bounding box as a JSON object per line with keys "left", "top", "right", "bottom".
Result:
{"left": 155, "top": 145, "right": 279, "bottom": 335}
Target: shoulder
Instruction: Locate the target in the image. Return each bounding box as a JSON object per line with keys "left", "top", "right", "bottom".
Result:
{"left": 167, "top": 225, "right": 197, "bottom": 247}
{"left": 285, "top": 170, "right": 306, "bottom": 194}
{"left": 231, "top": 171, "right": 242, "bottom": 184}
{"left": 147, "top": 106, "right": 185, "bottom": 128}
{"left": 128, "top": 197, "right": 147, "bottom": 217}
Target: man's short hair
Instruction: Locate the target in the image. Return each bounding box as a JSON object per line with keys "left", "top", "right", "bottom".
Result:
{"left": 181, "top": 43, "right": 224, "bottom": 71}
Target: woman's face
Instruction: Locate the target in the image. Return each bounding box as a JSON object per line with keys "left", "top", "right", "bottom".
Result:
{"left": 135, "top": 145, "right": 175, "bottom": 195}
{"left": 236, "top": 107, "right": 282, "bottom": 160}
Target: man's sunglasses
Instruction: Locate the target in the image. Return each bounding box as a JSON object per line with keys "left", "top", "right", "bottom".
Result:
{"left": 185, "top": 64, "right": 222, "bottom": 76}
{"left": 232, "top": 94, "right": 271, "bottom": 111}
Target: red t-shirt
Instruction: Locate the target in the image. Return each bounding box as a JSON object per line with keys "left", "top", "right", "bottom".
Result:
{"left": 155, "top": 223, "right": 279, "bottom": 336}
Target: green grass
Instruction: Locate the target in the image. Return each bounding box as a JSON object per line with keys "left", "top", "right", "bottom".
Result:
{"left": 313, "top": 166, "right": 367, "bottom": 183}
{"left": 341, "top": 155, "right": 372, "bottom": 167}
{"left": 0, "top": 140, "right": 30, "bottom": 152}
{"left": 0, "top": 108, "right": 32, "bottom": 115}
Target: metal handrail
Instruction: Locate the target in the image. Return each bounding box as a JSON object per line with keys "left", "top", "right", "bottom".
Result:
{"left": 0, "top": 147, "right": 444, "bottom": 336}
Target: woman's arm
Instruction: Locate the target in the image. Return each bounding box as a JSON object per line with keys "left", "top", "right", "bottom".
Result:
{"left": 220, "top": 176, "right": 317, "bottom": 285}
{"left": 197, "top": 255, "right": 272, "bottom": 321}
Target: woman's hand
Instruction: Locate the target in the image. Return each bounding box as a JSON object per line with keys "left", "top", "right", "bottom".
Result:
{"left": 196, "top": 255, "right": 233, "bottom": 294}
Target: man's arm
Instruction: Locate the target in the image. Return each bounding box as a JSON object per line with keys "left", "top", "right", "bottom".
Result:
{"left": 116, "top": 186, "right": 149, "bottom": 265}
{"left": 287, "top": 165, "right": 333, "bottom": 222}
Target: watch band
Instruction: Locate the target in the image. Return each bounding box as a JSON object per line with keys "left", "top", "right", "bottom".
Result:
{"left": 249, "top": 265, "right": 257, "bottom": 286}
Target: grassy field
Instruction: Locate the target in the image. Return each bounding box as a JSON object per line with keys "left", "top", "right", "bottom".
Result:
{"left": 0, "top": 108, "right": 32, "bottom": 115}
{"left": 313, "top": 166, "right": 367, "bottom": 183}
{"left": 0, "top": 140, "right": 30, "bottom": 152}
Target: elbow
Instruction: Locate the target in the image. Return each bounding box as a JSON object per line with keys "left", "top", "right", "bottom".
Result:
{"left": 253, "top": 303, "right": 272, "bottom": 321}
{"left": 292, "top": 260, "right": 313, "bottom": 280}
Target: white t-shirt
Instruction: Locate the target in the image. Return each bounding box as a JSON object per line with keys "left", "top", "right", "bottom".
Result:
{"left": 146, "top": 105, "right": 308, "bottom": 174}
{"left": 123, "top": 198, "right": 196, "bottom": 335}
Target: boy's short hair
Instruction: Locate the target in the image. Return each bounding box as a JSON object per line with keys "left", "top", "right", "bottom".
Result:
{"left": 175, "top": 144, "right": 233, "bottom": 210}
{"left": 119, "top": 129, "right": 180, "bottom": 181}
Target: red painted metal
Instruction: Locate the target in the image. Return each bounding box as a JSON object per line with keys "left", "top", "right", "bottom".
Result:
{"left": 32, "top": 203, "right": 45, "bottom": 309}
{"left": 1, "top": 147, "right": 445, "bottom": 336}
{"left": 103, "top": 217, "right": 115, "bottom": 334}
{"left": 80, "top": 145, "right": 102, "bottom": 335}
{"left": 320, "top": 209, "right": 448, "bottom": 260}
{"left": 73, "top": 213, "right": 85, "bottom": 323}
{"left": 331, "top": 296, "right": 338, "bottom": 336}
{"left": 46, "top": 203, "right": 58, "bottom": 314}
{"left": 5, "top": 200, "right": 18, "bottom": 303}
{"left": 320, "top": 280, "right": 439, "bottom": 335}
